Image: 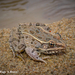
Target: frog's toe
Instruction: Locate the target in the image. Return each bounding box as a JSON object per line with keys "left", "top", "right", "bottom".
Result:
{"left": 25, "top": 47, "right": 47, "bottom": 64}
{"left": 15, "top": 52, "right": 25, "bottom": 63}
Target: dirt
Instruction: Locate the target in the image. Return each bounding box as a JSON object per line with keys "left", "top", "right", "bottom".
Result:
{"left": 0, "top": 17, "right": 75, "bottom": 75}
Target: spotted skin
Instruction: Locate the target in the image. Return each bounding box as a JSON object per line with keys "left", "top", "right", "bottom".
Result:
{"left": 9, "top": 23, "right": 66, "bottom": 64}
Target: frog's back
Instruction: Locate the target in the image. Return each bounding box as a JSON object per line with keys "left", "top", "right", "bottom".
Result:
{"left": 19, "top": 23, "right": 53, "bottom": 42}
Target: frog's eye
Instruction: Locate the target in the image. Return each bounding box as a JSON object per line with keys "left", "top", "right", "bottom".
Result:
{"left": 49, "top": 41, "right": 54, "bottom": 47}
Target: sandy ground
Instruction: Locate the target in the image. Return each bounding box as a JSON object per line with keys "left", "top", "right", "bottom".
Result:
{"left": 0, "top": 17, "right": 75, "bottom": 75}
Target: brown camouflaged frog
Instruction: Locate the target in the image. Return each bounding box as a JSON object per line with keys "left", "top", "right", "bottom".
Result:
{"left": 9, "top": 23, "right": 66, "bottom": 64}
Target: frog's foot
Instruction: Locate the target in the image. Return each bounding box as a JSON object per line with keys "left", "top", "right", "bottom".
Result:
{"left": 15, "top": 52, "right": 26, "bottom": 63}
{"left": 25, "top": 47, "right": 47, "bottom": 64}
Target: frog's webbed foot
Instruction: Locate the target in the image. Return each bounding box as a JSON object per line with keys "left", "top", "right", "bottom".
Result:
{"left": 9, "top": 28, "right": 26, "bottom": 62}
{"left": 25, "top": 47, "right": 47, "bottom": 64}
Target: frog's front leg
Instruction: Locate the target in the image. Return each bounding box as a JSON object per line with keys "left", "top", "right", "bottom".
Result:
{"left": 25, "top": 47, "right": 47, "bottom": 64}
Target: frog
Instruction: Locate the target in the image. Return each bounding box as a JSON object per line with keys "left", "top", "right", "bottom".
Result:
{"left": 9, "top": 23, "right": 66, "bottom": 64}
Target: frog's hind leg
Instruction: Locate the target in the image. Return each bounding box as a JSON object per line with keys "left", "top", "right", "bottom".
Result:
{"left": 9, "top": 28, "right": 26, "bottom": 62}
{"left": 9, "top": 29, "right": 17, "bottom": 57}
{"left": 25, "top": 47, "right": 47, "bottom": 64}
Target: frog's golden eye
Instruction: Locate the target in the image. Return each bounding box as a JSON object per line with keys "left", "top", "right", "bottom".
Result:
{"left": 49, "top": 41, "right": 54, "bottom": 47}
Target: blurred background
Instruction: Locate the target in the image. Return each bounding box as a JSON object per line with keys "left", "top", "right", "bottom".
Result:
{"left": 0, "top": 0, "right": 75, "bottom": 28}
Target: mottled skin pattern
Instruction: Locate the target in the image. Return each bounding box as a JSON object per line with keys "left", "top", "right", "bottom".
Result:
{"left": 9, "top": 23, "right": 66, "bottom": 64}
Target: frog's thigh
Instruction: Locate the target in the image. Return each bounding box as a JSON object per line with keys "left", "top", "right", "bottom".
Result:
{"left": 25, "top": 47, "right": 47, "bottom": 64}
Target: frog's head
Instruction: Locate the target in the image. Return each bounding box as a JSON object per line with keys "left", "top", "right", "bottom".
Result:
{"left": 49, "top": 33, "right": 66, "bottom": 48}
{"left": 36, "top": 33, "right": 66, "bottom": 54}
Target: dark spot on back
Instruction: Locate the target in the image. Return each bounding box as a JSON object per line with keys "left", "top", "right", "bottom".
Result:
{"left": 36, "top": 30, "right": 39, "bottom": 33}
{"left": 31, "top": 41, "right": 33, "bottom": 44}
{"left": 46, "top": 38, "right": 51, "bottom": 41}
{"left": 26, "top": 36, "right": 28, "bottom": 39}
{"left": 32, "top": 39, "right": 35, "bottom": 41}
{"left": 18, "top": 36, "right": 21, "bottom": 39}
{"left": 14, "top": 43, "right": 17, "bottom": 47}
{"left": 38, "top": 36, "right": 42, "bottom": 39}
{"left": 22, "top": 36, "right": 24, "bottom": 38}
{"left": 36, "top": 23, "right": 40, "bottom": 26}
{"left": 37, "top": 28, "right": 40, "bottom": 30}
{"left": 47, "top": 27, "right": 50, "bottom": 30}
{"left": 30, "top": 30, "right": 34, "bottom": 34}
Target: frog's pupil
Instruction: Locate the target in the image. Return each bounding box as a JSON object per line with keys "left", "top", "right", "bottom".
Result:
{"left": 49, "top": 43, "right": 54, "bottom": 47}
{"left": 50, "top": 43, "right": 53, "bottom": 45}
